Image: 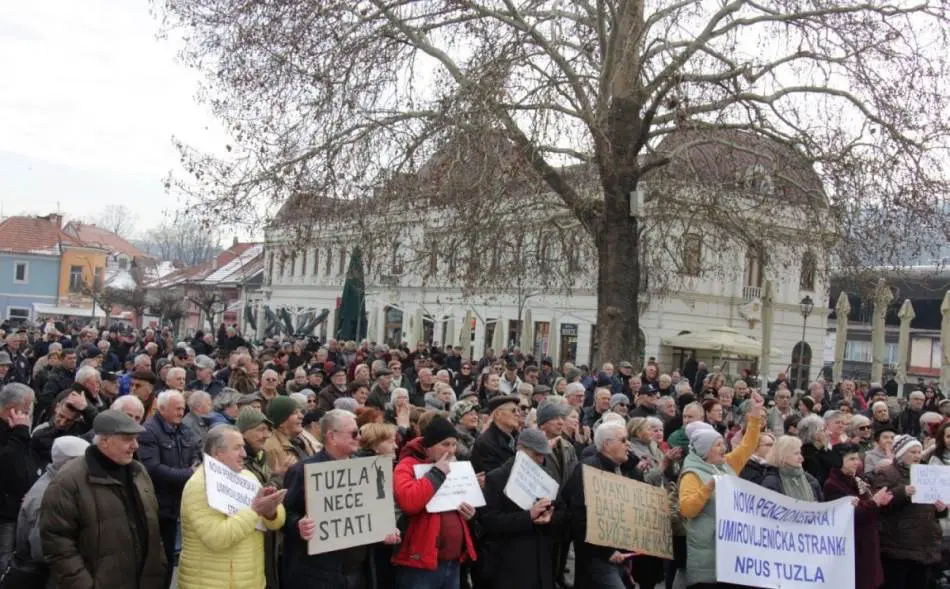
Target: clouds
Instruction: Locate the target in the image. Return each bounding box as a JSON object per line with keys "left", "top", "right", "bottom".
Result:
{"left": 0, "top": 1, "right": 225, "bottom": 231}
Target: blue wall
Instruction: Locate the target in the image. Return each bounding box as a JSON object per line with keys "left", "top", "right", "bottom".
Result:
{"left": 0, "top": 253, "right": 60, "bottom": 320}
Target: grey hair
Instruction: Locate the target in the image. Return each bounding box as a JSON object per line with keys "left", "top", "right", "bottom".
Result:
{"left": 156, "top": 390, "right": 184, "bottom": 410}
{"left": 645, "top": 416, "right": 664, "bottom": 430}
{"left": 334, "top": 397, "right": 359, "bottom": 412}
{"left": 391, "top": 387, "right": 409, "bottom": 401}
{"left": 594, "top": 421, "right": 627, "bottom": 451}
{"left": 909, "top": 390, "right": 925, "bottom": 400}
{"left": 75, "top": 365, "right": 101, "bottom": 384}
{"left": 289, "top": 393, "right": 309, "bottom": 410}
{"left": 213, "top": 392, "right": 240, "bottom": 412}
{"left": 187, "top": 390, "right": 212, "bottom": 412}
{"left": 166, "top": 367, "right": 186, "bottom": 380}
{"left": 796, "top": 415, "right": 825, "bottom": 446}
{"left": 48, "top": 342, "right": 63, "bottom": 354}
{"left": 0, "top": 383, "right": 33, "bottom": 410}
{"left": 871, "top": 400, "right": 888, "bottom": 412}
{"left": 565, "top": 382, "right": 585, "bottom": 396}
{"left": 204, "top": 424, "right": 241, "bottom": 455}
{"left": 320, "top": 409, "right": 356, "bottom": 441}
{"left": 97, "top": 340, "right": 110, "bottom": 349}
{"left": 111, "top": 395, "right": 144, "bottom": 415}
{"left": 675, "top": 381, "right": 692, "bottom": 395}
{"left": 847, "top": 414, "right": 871, "bottom": 435}
{"left": 134, "top": 353, "right": 151, "bottom": 366}
{"left": 822, "top": 410, "right": 843, "bottom": 424}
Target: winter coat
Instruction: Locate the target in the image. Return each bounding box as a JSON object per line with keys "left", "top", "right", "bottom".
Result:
{"left": 187, "top": 378, "right": 226, "bottom": 398}
{"left": 208, "top": 411, "right": 236, "bottom": 427}
{"left": 479, "top": 456, "right": 565, "bottom": 589}
{"left": 39, "top": 366, "right": 75, "bottom": 413}
{"left": 181, "top": 412, "right": 211, "bottom": 447}
{"left": 873, "top": 461, "right": 945, "bottom": 564}
{"left": 760, "top": 468, "right": 823, "bottom": 501}
{"left": 14, "top": 462, "right": 57, "bottom": 588}
{"left": 453, "top": 425, "right": 477, "bottom": 462}
{"left": 29, "top": 418, "right": 93, "bottom": 476}
{"left": 823, "top": 469, "right": 884, "bottom": 589}
{"left": 738, "top": 456, "right": 771, "bottom": 485}
{"left": 39, "top": 447, "right": 166, "bottom": 589}
{"left": 541, "top": 435, "right": 578, "bottom": 491}
{"left": 244, "top": 447, "right": 281, "bottom": 589}
{"left": 316, "top": 384, "right": 348, "bottom": 412}
{"left": 0, "top": 420, "right": 36, "bottom": 522}
{"left": 138, "top": 413, "right": 201, "bottom": 519}
{"left": 802, "top": 442, "right": 839, "bottom": 486}
{"left": 563, "top": 452, "right": 624, "bottom": 587}
{"left": 392, "top": 437, "right": 477, "bottom": 570}
{"left": 471, "top": 423, "right": 517, "bottom": 475}
{"left": 177, "top": 465, "right": 285, "bottom": 589}
{"left": 897, "top": 408, "right": 923, "bottom": 438}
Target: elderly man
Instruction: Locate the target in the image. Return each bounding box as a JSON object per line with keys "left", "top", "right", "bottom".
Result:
{"left": 111, "top": 395, "right": 145, "bottom": 424}
{"left": 564, "top": 419, "right": 635, "bottom": 587}
{"left": 898, "top": 390, "right": 926, "bottom": 438}
{"left": 209, "top": 391, "right": 242, "bottom": 426}
{"left": 767, "top": 387, "right": 795, "bottom": 436}
{"left": 413, "top": 367, "right": 435, "bottom": 406}
{"left": 264, "top": 396, "right": 310, "bottom": 480}
{"left": 499, "top": 361, "right": 522, "bottom": 396}
{"left": 259, "top": 369, "right": 281, "bottom": 409}
{"left": 472, "top": 395, "right": 522, "bottom": 474}
{"left": 564, "top": 382, "right": 585, "bottom": 410}
{"left": 182, "top": 390, "right": 213, "bottom": 446}
{"left": 130, "top": 370, "right": 159, "bottom": 422}
{"left": 317, "top": 367, "right": 348, "bottom": 412}
{"left": 188, "top": 355, "right": 225, "bottom": 397}
{"left": 41, "top": 410, "right": 166, "bottom": 589}
{"left": 177, "top": 425, "right": 286, "bottom": 589}
{"left": 98, "top": 340, "right": 121, "bottom": 373}
{"left": 164, "top": 366, "right": 187, "bottom": 393}
{"left": 38, "top": 348, "right": 77, "bottom": 420}
{"left": 138, "top": 390, "right": 200, "bottom": 587}
{"left": 0, "top": 383, "right": 35, "bottom": 570}
{"left": 367, "top": 365, "right": 394, "bottom": 410}
{"left": 283, "top": 409, "right": 398, "bottom": 587}
{"left": 583, "top": 388, "right": 613, "bottom": 428}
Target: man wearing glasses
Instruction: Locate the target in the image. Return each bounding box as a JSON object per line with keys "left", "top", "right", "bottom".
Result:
{"left": 472, "top": 396, "right": 522, "bottom": 475}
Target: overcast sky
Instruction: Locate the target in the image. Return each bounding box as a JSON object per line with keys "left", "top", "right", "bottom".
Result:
{"left": 0, "top": 1, "right": 227, "bottom": 237}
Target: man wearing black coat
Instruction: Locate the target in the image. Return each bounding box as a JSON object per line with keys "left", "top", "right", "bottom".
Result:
{"left": 471, "top": 396, "right": 521, "bottom": 475}
{"left": 37, "top": 348, "right": 77, "bottom": 423}
{"left": 478, "top": 429, "right": 566, "bottom": 589}
{"left": 0, "top": 383, "right": 36, "bottom": 571}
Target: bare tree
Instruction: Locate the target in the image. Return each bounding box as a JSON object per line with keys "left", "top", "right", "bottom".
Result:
{"left": 186, "top": 285, "right": 223, "bottom": 331}
{"left": 139, "top": 216, "right": 221, "bottom": 265}
{"left": 161, "top": 0, "right": 950, "bottom": 361}
{"left": 88, "top": 205, "right": 139, "bottom": 239}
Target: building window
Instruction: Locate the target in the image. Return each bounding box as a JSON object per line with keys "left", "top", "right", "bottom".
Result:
{"left": 6, "top": 307, "right": 29, "bottom": 322}
{"left": 744, "top": 243, "right": 766, "bottom": 288}
{"left": 800, "top": 251, "right": 816, "bottom": 291}
{"left": 682, "top": 234, "right": 702, "bottom": 276}
{"left": 68, "top": 265, "right": 84, "bottom": 293}
{"left": 844, "top": 340, "right": 871, "bottom": 363}
{"left": 13, "top": 261, "right": 28, "bottom": 283}
{"left": 392, "top": 246, "right": 404, "bottom": 275}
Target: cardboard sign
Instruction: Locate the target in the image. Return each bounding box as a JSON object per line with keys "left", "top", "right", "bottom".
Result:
{"left": 203, "top": 453, "right": 265, "bottom": 530}
{"left": 582, "top": 465, "right": 673, "bottom": 559}
{"left": 715, "top": 474, "right": 855, "bottom": 589}
{"left": 911, "top": 464, "right": 950, "bottom": 504}
{"left": 504, "top": 451, "right": 560, "bottom": 510}
{"left": 413, "top": 461, "right": 486, "bottom": 513}
{"left": 304, "top": 455, "right": 396, "bottom": 554}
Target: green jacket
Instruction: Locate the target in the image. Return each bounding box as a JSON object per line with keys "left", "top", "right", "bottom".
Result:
{"left": 679, "top": 452, "right": 734, "bottom": 586}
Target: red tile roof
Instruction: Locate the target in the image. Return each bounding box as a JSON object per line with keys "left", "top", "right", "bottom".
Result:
{"left": 0, "top": 215, "right": 80, "bottom": 255}
{"left": 63, "top": 222, "right": 150, "bottom": 258}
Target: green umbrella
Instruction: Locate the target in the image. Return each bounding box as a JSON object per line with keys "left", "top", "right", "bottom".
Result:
{"left": 337, "top": 247, "right": 368, "bottom": 341}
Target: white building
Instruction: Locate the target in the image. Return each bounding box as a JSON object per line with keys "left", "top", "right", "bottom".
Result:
{"left": 262, "top": 128, "right": 832, "bottom": 387}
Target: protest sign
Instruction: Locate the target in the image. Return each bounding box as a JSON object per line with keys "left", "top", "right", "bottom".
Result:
{"left": 715, "top": 475, "right": 855, "bottom": 589}
{"left": 581, "top": 465, "right": 673, "bottom": 559}
{"left": 911, "top": 464, "right": 950, "bottom": 504}
{"left": 504, "top": 451, "right": 560, "bottom": 510}
{"left": 304, "top": 455, "right": 396, "bottom": 555}
{"left": 204, "top": 453, "right": 265, "bottom": 530}
{"left": 413, "top": 461, "right": 485, "bottom": 513}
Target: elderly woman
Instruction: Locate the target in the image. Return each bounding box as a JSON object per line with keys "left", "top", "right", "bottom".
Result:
{"left": 874, "top": 434, "right": 948, "bottom": 588}
{"left": 738, "top": 432, "right": 775, "bottom": 485}
{"left": 178, "top": 425, "right": 286, "bottom": 589}
{"left": 760, "top": 436, "right": 823, "bottom": 501}
{"left": 864, "top": 425, "right": 897, "bottom": 475}
{"left": 450, "top": 401, "right": 479, "bottom": 461}
{"left": 823, "top": 443, "right": 893, "bottom": 589}
{"left": 679, "top": 391, "right": 765, "bottom": 588}
{"left": 847, "top": 414, "right": 874, "bottom": 453}
{"left": 797, "top": 414, "right": 839, "bottom": 485}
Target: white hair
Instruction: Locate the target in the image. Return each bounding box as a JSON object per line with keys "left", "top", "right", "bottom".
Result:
{"left": 320, "top": 409, "right": 356, "bottom": 440}
{"left": 187, "top": 390, "right": 212, "bottom": 412}
{"left": 112, "top": 395, "right": 144, "bottom": 414}
{"left": 156, "top": 390, "right": 184, "bottom": 410}
{"left": 594, "top": 422, "right": 627, "bottom": 451}
{"left": 75, "top": 365, "right": 101, "bottom": 385}
{"left": 600, "top": 411, "right": 625, "bottom": 424}
{"left": 97, "top": 340, "right": 110, "bottom": 350}
{"left": 391, "top": 387, "right": 409, "bottom": 401}
{"left": 289, "top": 392, "right": 309, "bottom": 410}
{"left": 565, "top": 382, "right": 585, "bottom": 396}
{"left": 48, "top": 342, "right": 63, "bottom": 354}
{"left": 909, "top": 390, "right": 925, "bottom": 400}
{"left": 204, "top": 424, "right": 241, "bottom": 455}
{"left": 872, "top": 401, "right": 888, "bottom": 412}
{"left": 166, "top": 367, "right": 186, "bottom": 380}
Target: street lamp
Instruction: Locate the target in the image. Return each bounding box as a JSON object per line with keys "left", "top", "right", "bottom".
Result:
{"left": 797, "top": 295, "right": 814, "bottom": 390}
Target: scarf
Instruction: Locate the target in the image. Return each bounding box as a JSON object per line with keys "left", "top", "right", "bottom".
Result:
{"left": 778, "top": 466, "right": 814, "bottom": 502}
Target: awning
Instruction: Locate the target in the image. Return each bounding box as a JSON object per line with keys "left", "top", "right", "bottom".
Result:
{"left": 662, "top": 327, "right": 781, "bottom": 358}
{"left": 33, "top": 303, "right": 112, "bottom": 318}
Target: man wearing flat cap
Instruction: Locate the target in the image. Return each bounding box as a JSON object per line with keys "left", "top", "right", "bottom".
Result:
{"left": 479, "top": 428, "right": 566, "bottom": 589}
{"left": 471, "top": 395, "right": 522, "bottom": 475}
{"left": 41, "top": 410, "right": 166, "bottom": 589}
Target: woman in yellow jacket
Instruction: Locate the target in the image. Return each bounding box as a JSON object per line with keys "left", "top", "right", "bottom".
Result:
{"left": 178, "top": 424, "right": 287, "bottom": 589}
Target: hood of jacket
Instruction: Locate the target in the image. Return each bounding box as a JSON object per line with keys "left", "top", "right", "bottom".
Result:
{"left": 398, "top": 436, "right": 428, "bottom": 462}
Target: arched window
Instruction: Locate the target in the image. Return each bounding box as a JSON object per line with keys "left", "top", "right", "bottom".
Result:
{"left": 682, "top": 234, "right": 702, "bottom": 276}
{"left": 800, "top": 251, "right": 816, "bottom": 291}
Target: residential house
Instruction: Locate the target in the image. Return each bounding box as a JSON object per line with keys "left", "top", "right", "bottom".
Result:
{"left": 0, "top": 214, "right": 71, "bottom": 323}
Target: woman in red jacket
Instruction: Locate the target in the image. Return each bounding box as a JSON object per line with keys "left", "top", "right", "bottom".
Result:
{"left": 392, "top": 415, "right": 477, "bottom": 589}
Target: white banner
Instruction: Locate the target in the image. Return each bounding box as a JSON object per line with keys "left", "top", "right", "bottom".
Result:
{"left": 413, "top": 461, "right": 485, "bottom": 513}
{"left": 504, "top": 451, "right": 560, "bottom": 510}
{"left": 911, "top": 464, "right": 950, "bottom": 504}
{"left": 203, "top": 454, "right": 265, "bottom": 530}
{"left": 714, "top": 475, "right": 854, "bottom": 589}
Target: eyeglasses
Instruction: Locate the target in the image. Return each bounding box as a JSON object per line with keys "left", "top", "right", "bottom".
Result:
{"left": 518, "top": 405, "right": 530, "bottom": 412}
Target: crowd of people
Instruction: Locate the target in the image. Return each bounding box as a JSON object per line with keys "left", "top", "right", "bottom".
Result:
{"left": 0, "top": 320, "right": 948, "bottom": 589}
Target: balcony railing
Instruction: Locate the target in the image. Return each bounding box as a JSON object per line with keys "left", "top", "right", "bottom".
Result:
{"left": 742, "top": 285, "right": 762, "bottom": 300}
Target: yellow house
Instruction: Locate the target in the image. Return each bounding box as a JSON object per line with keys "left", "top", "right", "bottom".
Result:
{"left": 58, "top": 243, "right": 108, "bottom": 308}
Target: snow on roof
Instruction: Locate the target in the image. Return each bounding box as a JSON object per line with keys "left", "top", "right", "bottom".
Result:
{"left": 198, "top": 244, "right": 263, "bottom": 284}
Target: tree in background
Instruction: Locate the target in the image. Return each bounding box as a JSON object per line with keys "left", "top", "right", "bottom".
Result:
{"left": 161, "top": 0, "right": 950, "bottom": 362}
{"left": 139, "top": 215, "right": 221, "bottom": 266}
{"left": 88, "top": 204, "right": 139, "bottom": 239}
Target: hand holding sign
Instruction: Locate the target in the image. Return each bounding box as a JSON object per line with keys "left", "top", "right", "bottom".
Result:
{"left": 458, "top": 502, "right": 476, "bottom": 521}
{"left": 298, "top": 516, "right": 316, "bottom": 541}
{"left": 530, "top": 498, "right": 552, "bottom": 521}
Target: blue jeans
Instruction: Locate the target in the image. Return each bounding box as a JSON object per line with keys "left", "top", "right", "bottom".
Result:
{"left": 396, "top": 561, "right": 461, "bottom": 589}
{"left": 587, "top": 558, "right": 627, "bottom": 589}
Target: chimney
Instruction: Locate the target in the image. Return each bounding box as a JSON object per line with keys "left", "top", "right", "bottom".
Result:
{"left": 46, "top": 213, "right": 63, "bottom": 228}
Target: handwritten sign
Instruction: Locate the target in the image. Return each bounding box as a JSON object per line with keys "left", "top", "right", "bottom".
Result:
{"left": 911, "top": 464, "right": 950, "bottom": 504}
{"left": 413, "top": 461, "right": 485, "bottom": 513}
{"left": 715, "top": 475, "right": 855, "bottom": 588}
{"left": 504, "top": 451, "right": 560, "bottom": 510}
{"left": 304, "top": 455, "right": 396, "bottom": 554}
{"left": 582, "top": 465, "right": 673, "bottom": 559}
{"left": 204, "top": 453, "right": 265, "bottom": 530}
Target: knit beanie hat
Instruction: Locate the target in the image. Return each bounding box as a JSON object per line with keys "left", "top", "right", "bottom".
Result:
{"left": 610, "top": 394, "right": 630, "bottom": 409}
{"left": 236, "top": 407, "right": 272, "bottom": 433}
{"left": 266, "top": 396, "right": 299, "bottom": 428}
{"left": 422, "top": 415, "right": 458, "bottom": 448}
{"left": 536, "top": 401, "right": 569, "bottom": 426}
{"left": 892, "top": 434, "right": 922, "bottom": 462}
{"left": 51, "top": 436, "right": 89, "bottom": 468}
{"left": 686, "top": 421, "right": 722, "bottom": 459}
